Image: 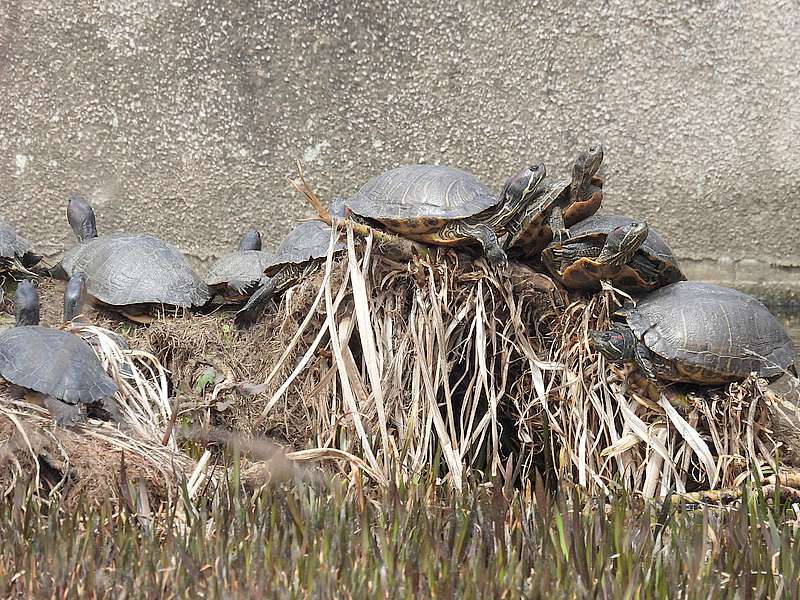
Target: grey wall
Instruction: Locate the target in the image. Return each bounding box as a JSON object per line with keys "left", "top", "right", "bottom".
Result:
{"left": 1, "top": 1, "right": 799, "bottom": 297}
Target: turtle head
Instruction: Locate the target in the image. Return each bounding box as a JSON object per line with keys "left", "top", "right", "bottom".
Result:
{"left": 63, "top": 272, "right": 88, "bottom": 322}
{"left": 596, "top": 221, "right": 649, "bottom": 268}
{"left": 67, "top": 194, "right": 98, "bottom": 241}
{"left": 499, "top": 162, "right": 546, "bottom": 224}
{"left": 238, "top": 230, "right": 262, "bottom": 252}
{"left": 571, "top": 143, "right": 604, "bottom": 197}
{"left": 14, "top": 280, "right": 40, "bottom": 327}
{"left": 590, "top": 324, "right": 637, "bottom": 363}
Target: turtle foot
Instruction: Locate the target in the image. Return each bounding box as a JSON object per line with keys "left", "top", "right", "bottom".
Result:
{"left": 43, "top": 397, "right": 85, "bottom": 428}
{"left": 551, "top": 228, "right": 570, "bottom": 248}
{"left": 486, "top": 246, "right": 509, "bottom": 269}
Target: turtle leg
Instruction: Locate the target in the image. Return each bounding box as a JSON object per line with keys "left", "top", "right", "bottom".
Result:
{"left": 234, "top": 261, "right": 322, "bottom": 329}
{"left": 447, "top": 221, "right": 507, "bottom": 266}
{"left": 629, "top": 256, "right": 661, "bottom": 281}
{"left": 43, "top": 397, "right": 84, "bottom": 427}
{"left": 633, "top": 342, "right": 659, "bottom": 383}
{"left": 234, "top": 276, "right": 280, "bottom": 329}
{"left": 48, "top": 261, "right": 70, "bottom": 281}
{"left": 547, "top": 205, "right": 569, "bottom": 247}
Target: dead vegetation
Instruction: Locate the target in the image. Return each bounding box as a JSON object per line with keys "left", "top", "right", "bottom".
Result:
{"left": 117, "top": 232, "right": 799, "bottom": 499}
{"left": 1, "top": 172, "right": 799, "bottom": 505}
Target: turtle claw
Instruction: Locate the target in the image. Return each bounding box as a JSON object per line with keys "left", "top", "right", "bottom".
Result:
{"left": 486, "top": 246, "right": 509, "bottom": 269}
{"left": 551, "top": 228, "right": 570, "bottom": 248}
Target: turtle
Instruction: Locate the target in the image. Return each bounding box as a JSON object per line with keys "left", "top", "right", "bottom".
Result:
{"left": 0, "top": 279, "right": 118, "bottom": 425}
{"left": 334, "top": 162, "right": 547, "bottom": 265}
{"left": 54, "top": 194, "right": 212, "bottom": 322}
{"left": 541, "top": 215, "right": 686, "bottom": 293}
{"left": 590, "top": 281, "right": 797, "bottom": 385}
{"left": 0, "top": 219, "right": 42, "bottom": 276}
{"left": 505, "top": 144, "right": 605, "bottom": 259}
{"left": 234, "top": 220, "right": 344, "bottom": 328}
{"left": 206, "top": 229, "right": 276, "bottom": 303}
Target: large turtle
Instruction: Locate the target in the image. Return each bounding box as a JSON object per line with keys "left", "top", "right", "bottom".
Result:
{"left": 0, "top": 279, "right": 118, "bottom": 425}
{"left": 54, "top": 195, "right": 211, "bottom": 321}
{"left": 590, "top": 281, "right": 796, "bottom": 385}
{"left": 541, "top": 215, "right": 686, "bottom": 293}
{"left": 206, "top": 230, "right": 276, "bottom": 303}
{"left": 0, "top": 219, "right": 41, "bottom": 275}
{"left": 505, "top": 144, "right": 604, "bottom": 259}
{"left": 335, "top": 163, "right": 547, "bottom": 265}
{"left": 234, "top": 220, "right": 344, "bottom": 328}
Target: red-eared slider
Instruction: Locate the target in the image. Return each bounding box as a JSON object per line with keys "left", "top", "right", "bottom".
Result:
{"left": 505, "top": 144, "right": 604, "bottom": 259}
{"left": 337, "top": 163, "right": 546, "bottom": 265}
{"left": 206, "top": 230, "right": 276, "bottom": 303}
{"left": 55, "top": 195, "right": 211, "bottom": 321}
{"left": 541, "top": 215, "right": 686, "bottom": 293}
{"left": 0, "top": 219, "right": 41, "bottom": 275}
{"left": 0, "top": 279, "right": 118, "bottom": 425}
{"left": 235, "top": 220, "right": 344, "bottom": 328}
{"left": 591, "top": 281, "right": 796, "bottom": 384}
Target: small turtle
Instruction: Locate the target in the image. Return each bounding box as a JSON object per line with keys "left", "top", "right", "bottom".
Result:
{"left": 591, "top": 281, "right": 796, "bottom": 385}
{"left": 54, "top": 195, "right": 211, "bottom": 322}
{"left": 234, "top": 220, "right": 344, "bottom": 328}
{"left": 541, "top": 215, "right": 686, "bottom": 293}
{"left": 505, "top": 144, "right": 604, "bottom": 259}
{"left": 206, "top": 230, "right": 276, "bottom": 303}
{"left": 0, "top": 219, "right": 42, "bottom": 276}
{"left": 335, "top": 163, "right": 547, "bottom": 265}
{"left": 0, "top": 279, "right": 118, "bottom": 425}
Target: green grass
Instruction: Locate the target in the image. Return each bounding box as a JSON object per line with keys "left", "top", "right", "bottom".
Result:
{"left": 1, "top": 468, "right": 799, "bottom": 599}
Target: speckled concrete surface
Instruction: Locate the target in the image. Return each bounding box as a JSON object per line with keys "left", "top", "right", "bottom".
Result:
{"left": 1, "top": 1, "right": 798, "bottom": 283}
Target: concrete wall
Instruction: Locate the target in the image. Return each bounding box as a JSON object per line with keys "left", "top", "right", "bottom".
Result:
{"left": 1, "top": 1, "right": 799, "bottom": 299}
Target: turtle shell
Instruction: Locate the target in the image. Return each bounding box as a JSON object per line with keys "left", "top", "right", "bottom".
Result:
{"left": 264, "top": 221, "right": 344, "bottom": 274}
{"left": 345, "top": 165, "right": 498, "bottom": 234}
{"left": 0, "top": 219, "right": 40, "bottom": 270}
{"left": 568, "top": 215, "right": 680, "bottom": 268}
{"left": 206, "top": 250, "right": 275, "bottom": 290}
{"left": 620, "top": 281, "right": 796, "bottom": 383}
{"left": 61, "top": 233, "right": 211, "bottom": 308}
{"left": 0, "top": 326, "right": 117, "bottom": 404}
{"left": 0, "top": 220, "right": 32, "bottom": 259}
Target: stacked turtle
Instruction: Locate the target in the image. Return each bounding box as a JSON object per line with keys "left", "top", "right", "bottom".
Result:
{"left": 318, "top": 144, "right": 795, "bottom": 387}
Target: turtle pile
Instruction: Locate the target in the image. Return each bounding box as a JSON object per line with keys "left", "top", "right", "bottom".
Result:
{"left": 1, "top": 143, "right": 798, "bottom": 502}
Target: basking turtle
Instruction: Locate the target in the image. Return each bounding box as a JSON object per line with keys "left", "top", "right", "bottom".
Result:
{"left": 591, "top": 281, "right": 796, "bottom": 385}
{"left": 206, "top": 230, "right": 276, "bottom": 303}
{"left": 0, "top": 279, "right": 118, "bottom": 425}
{"left": 335, "top": 163, "right": 547, "bottom": 265}
{"left": 54, "top": 195, "right": 211, "bottom": 321}
{"left": 235, "top": 220, "right": 344, "bottom": 328}
{"left": 541, "top": 215, "right": 686, "bottom": 293}
{"left": 505, "top": 144, "right": 604, "bottom": 259}
{"left": 0, "top": 219, "right": 41, "bottom": 275}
